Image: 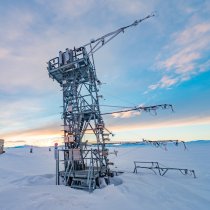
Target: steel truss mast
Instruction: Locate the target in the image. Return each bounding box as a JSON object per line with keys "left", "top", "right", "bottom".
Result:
{"left": 47, "top": 13, "right": 172, "bottom": 190}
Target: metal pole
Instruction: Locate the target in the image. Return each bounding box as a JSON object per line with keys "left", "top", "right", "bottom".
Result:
{"left": 56, "top": 158, "right": 59, "bottom": 185}
{"left": 54, "top": 143, "right": 59, "bottom": 185}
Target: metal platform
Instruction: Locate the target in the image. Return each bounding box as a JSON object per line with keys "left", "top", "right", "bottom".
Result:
{"left": 55, "top": 148, "right": 110, "bottom": 191}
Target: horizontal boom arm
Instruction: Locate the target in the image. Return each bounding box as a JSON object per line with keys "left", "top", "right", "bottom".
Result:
{"left": 82, "top": 12, "right": 156, "bottom": 54}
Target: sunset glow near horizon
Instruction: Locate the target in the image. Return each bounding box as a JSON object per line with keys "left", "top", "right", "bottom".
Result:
{"left": 0, "top": 0, "right": 210, "bottom": 147}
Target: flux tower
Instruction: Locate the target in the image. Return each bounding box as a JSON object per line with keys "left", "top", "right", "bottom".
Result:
{"left": 47, "top": 13, "right": 172, "bottom": 191}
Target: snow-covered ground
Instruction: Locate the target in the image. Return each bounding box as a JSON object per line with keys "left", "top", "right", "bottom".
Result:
{"left": 0, "top": 141, "right": 210, "bottom": 210}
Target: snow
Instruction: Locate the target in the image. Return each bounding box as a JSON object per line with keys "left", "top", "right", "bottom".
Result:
{"left": 0, "top": 142, "right": 210, "bottom": 210}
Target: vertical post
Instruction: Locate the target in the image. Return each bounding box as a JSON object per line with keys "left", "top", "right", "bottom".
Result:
{"left": 57, "top": 151, "right": 60, "bottom": 185}
{"left": 0, "top": 139, "right": 5, "bottom": 154}
{"left": 54, "top": 143, "right": 59, "bottom": 185}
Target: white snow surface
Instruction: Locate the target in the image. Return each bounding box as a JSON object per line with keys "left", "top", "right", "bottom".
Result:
{"left": 0, "top": 142, "right": 210, "bottom": 210}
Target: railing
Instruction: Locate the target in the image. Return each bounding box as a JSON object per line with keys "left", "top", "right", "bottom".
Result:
{"left": 64, "top": 162, "right": 73, "bottom": 185}
{"left": 56, "top": 148, "right": 105, "bottom": 187}
{"left": 48, "top": 48, "right": 90, "bottom": 72}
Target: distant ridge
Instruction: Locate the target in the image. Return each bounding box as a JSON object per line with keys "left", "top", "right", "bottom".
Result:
{"left": 5, "top": 140, "right": 210, "bottom": 148}
{"left": 187, "top": 140, "right": 210, "bottom": 143}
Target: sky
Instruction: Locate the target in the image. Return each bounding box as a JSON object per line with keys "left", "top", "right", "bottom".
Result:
{"left": 0, "top": 0, "right": 210, "bottom": 146}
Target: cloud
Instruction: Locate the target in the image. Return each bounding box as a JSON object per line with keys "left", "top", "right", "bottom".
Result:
{"left": 199, "top": 59, "right": 210, "bottom": 73}
{"left": 4, "top": 140, "right": 26, "bottom": 147}
{"left": 4, "top": 138, "right": 63, "bottom": 147}
{"left": 112, "top": 110, "right": 141, "bottom": 118}
{"left": 0, "top": 1, "right": 114, "bottom": 93}
{"left": 1, "top": 0, "right": 210, "bottom": 145}
{"left": 109, "top": 115, "right": 210, "bottom": 132}
{"left": 0, "top": 48, "right": 10, "bottom": 59}
{"left": 175, "top": 23, "right": 210, "bottom": 45}
{"left": 148, "top": 21, "right": 210, "bottom": 91}
{"left": 37, "top": 0, "right": 96, "bottom": 19}
{"left": 0, "top": 0, "right": 157, "bottom": 93}
{"left": 5, "top": 140, "right": 26, "bottom": 144}
{"left": 0, "top": 99, "right": 43, "bottom": 127}
{"left": 148, "top": 75, "right": 178, "bottom": 90}
{"left": 0, "top": 7, "right": 50, "bottom": 92}
{"left": 159, "top": 51, "right": 200, "bottom": 74}
{"left": 2, "top": 118, "right": 63, "bottom": 147}
{"left": 2, "top": 121, "right": 61, "bottom": 142}
{"left": 38, "top": 0, "right": 157, "bottom": 20}
{"left": 105, "top": 0, "right": 156, "bottom": 16}
{"left": 0, "top": 8, "right": 34, "bottom": 43}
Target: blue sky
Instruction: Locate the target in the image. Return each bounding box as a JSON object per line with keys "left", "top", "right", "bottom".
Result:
{"left": 0, "top": 0, "right": 210, "bottom": 146}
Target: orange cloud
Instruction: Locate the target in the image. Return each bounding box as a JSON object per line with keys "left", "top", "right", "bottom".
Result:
{"left": 109, "top": 115, "right": 210, "bottom": 132}
{"left": 3, "top": 115, "right": 210, "bottom": 146}
{"left": 2, "top": 123, "right": 62, "bottom": 147}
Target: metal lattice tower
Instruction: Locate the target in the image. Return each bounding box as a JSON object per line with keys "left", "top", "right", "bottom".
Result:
{"left": 47, "top": 13, "right": 163, "bottom": 190}
{"left": 48, "top": 46, "right": 110, "bottom": 172}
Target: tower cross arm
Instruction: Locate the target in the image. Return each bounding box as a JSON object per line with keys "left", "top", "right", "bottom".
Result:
{"left": 101, "top": 104, "right": 174, "bottom": 116}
